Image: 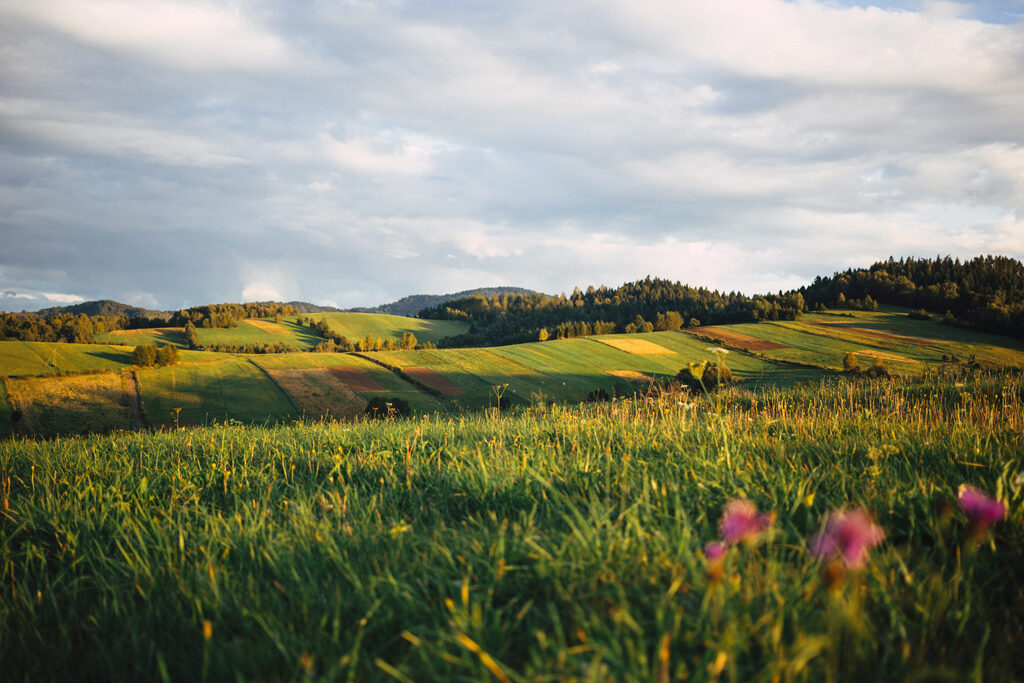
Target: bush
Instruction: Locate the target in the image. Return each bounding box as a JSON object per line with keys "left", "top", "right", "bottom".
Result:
{"left": 908, "top": 308, "right": 931, "bottom": 320}
{"left": 363, "top": 397, "right": 411, "bottom": 419}
{"left": 677, "top": 361, "right": 732, "bottom": 392}
{"left": 586, "top": 388, "right": 612, "bottom": 403}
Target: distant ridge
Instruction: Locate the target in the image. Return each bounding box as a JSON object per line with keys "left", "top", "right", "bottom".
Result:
{"left": 347, "top": 287, "right": 540, "bottom": 317}
{"left": 32, "top": 299, "right": 170, "bottom": 320}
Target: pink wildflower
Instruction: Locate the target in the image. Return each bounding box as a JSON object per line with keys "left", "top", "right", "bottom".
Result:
{"left": 719, "top": 499, "right": 774, "bottom": 544}
{"left": 958, "top": 484, "right": 1007, "bottom": 542}
{"left": 704, "top": 541, "right": 728, "bottom": 562}
{"left": 958, "top": 484, "right": 1007, "bottom": 527}
{"left": 808, "top": 509, "right": 885, "bottom": 569}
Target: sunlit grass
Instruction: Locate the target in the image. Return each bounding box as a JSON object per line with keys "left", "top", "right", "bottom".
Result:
{"left": 1, "top": 372, "right": 1022, "bottom": 680}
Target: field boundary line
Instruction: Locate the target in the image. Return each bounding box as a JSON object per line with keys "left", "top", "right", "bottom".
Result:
{"left": 247, "top": 359, "right": 302, "bottom": 416}
{"left": 350, "top": 353, "right": 445, "bottom": 398}
{"left": 677, "top": 329, "right": 836, "bottom": 372}
{"left": 122, "top": 370, "right": 148, "bottom": 430}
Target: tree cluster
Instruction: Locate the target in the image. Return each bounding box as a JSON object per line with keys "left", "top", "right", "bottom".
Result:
{"left": 0, "top": 312, "right": 127, "bottom": 343}
{"left": 170, "top": 303, "right": 298, "bottom": 329}
{"left": 419, "top": 277, "right": 806, "bottom": 348}
{"left": 801, "top": 255, "right": 1024, "bottom": 338}
{"left": 198, "top": 342, "right": 298, "bottom": 354}
{"left": 132, "top": 344, "right": 179, "bottom": 367}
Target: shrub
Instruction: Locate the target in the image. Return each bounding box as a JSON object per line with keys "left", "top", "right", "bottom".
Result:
{"left": 677, "top": 361, "right": 732, "bottom": 392}
{"left": 363, "top": 397, "right": 411, "bottom": 419}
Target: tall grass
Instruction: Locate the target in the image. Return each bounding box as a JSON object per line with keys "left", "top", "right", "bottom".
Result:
{"left": 1, "top": 374, "right": 1022, "bottom": 681}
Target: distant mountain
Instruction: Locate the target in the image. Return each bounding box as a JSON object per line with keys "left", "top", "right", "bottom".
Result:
{"left": 32, "top": 299, "right": 170, "bottom": 320}
{"left": 347, "top": 287, "right": 540, "bottom": 317}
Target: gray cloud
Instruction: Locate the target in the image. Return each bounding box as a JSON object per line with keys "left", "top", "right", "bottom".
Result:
{"left": 1, "top": 0, "right": 1022, "bottom": 311}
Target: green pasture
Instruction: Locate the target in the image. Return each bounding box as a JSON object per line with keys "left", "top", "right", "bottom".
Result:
{"left": 689, "top": 311, "right": 1024, "bottom": 374}
{"left": 0, "top": 341, "right": 135, "bottom": 376}
{"left": 2, "top": 373, "right": 1022, "bottom": 680}
{"left": 136, "top": 358, "right": 297, "bottom": 427}
{"left": 194, "top": 318, "right": 324, "bottom": 350}
{"left": 306, "top": 312, "right": 469, "bottom": 344}
{"left": 95, "top": 328, "right": 189, "bottom": 349}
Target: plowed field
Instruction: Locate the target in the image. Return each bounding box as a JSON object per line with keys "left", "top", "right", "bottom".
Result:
{"left": 404, "top": 367, "right": 464, "bottom": 395}
{"left": 688, "top": 327, "right": 789, "bottom": 351}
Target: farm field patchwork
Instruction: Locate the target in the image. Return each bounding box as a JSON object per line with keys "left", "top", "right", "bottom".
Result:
{"left": 250, "top": 353, "right": 444, "bottom": 415}
{"left": 265, "top": 369, "right": 366, "bottom": 420}
{"left": 685, "top": 310, "right": 1024, "bottom": 374}
{"left": 136, "top": 358, "right": 297, "bottom": 427}
{"left": 2, "top": 374, "right": 1022, "bottom": 680}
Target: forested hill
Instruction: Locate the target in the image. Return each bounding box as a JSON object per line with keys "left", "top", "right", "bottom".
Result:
{"left": 800, "top": 255, "right": 1024, "bottom": 338}
{"left": 419, "top": 279, "right": 806, "bottom": 347}
{"left": 33, "top": 300, "right": 169, "bottom": 320}
{"left": 348, "top": 287, "right": 538, "bottom": 317}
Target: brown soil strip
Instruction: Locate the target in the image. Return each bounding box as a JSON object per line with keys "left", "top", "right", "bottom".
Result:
{"left": 599, "top": 338, "right": 676, "bottom": 355}
{"left": 404, "top": 367, "right": 465, "bottom": 395}
{"left": 244, "top": 319, "right": 289, "bottom": 334}
{"left": 122, "top": 371, "right": 147, "bottom": 429}
{"left": 685, "top": 326, "right": 789, "bottom": 351}
{"left": 328, "top": 366, "right": 385, "bottom": 392}
{"left": 812, "top": 323, "right": 930, "bottom": 346}
{"left": 607, "top": 370, "right": 655, "bottom": 383}
{"left": 266, "top": 368, "right": 367, "bottom": 420}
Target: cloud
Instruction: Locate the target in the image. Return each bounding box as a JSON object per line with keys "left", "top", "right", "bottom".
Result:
{"left": 241, "top": 283, "right": 282, "bottom": 301}
{"left": 0, "top": 0, "right": 1021, "bottom": 310}
{"left": 1, "top": 0, "right": 295, "bottom": 71}
{"left": 41, "top": 292, "right": 85, "bottom": 304}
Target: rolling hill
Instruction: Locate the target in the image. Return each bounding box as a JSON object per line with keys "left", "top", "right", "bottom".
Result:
{"left": 4, "top": 307, "right": 1023, "bottom": 437}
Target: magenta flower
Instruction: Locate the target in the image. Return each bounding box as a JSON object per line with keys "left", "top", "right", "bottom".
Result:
{"left": 958, "top": 484, "right": 1007, "bottom": 527}
{"left": 719, "top": 499, "right": 774, "bottom": 544}
{"left": 808, "top": 509, "right": 885, "bottom": 569}
{"left": 704, "top": 540, "right": 728, "bottom": 562}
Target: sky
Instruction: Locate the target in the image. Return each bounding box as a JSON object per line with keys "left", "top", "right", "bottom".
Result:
{"left": 1, "top": 0, "right": 1022, "bottom": 312}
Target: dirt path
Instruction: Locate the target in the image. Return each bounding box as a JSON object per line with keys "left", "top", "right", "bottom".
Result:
{"left": 122, "top": 371, "right": 147, "bottom": 429}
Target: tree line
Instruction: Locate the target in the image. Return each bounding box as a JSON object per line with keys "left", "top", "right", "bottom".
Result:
{"left": 800, "top": 255, "right": 1024, "bottom": 338}
{"left": 418, "top": 277, "right": 806, "bottom": 347}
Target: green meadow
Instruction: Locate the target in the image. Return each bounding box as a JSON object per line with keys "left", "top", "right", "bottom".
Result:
{"left": 306, "top": 312, "right": 469, "bottom": 344}
{"left": 688, "top": 310, "right": 1024, "bottom": 374}
{"left": 2, "top": 372, "right": 1021, "bottom": 680}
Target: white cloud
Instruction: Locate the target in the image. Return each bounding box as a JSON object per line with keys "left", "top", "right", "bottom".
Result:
{"left": 0, "top": 99, "right": 245, "bottom": 166}
{"left": 241, "top": 283, "right": 281, "bottom": 301}
{"left": 1, "top": 0, "right": 295, "bottom": 71}
{"left": 42, "top": 292, "right": 85, "bottom": 304}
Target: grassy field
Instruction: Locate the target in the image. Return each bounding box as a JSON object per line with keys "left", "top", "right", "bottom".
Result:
{"left": 687, "top": 310, "right": 1024, "bottom": 374}
{"left": 251, "top": 353, "right": 445, "bottom": 416}
{"left": 3, "top": 372, "right": 133, "bottom": 437}
{"left": 136, "top": 358, "right": 298, "bottom": 427}
{"left": 95, "top": 327, "right": 190, "bottom": 348}
{"left": 1, "top": 372, "right": 1021, "bottom": 680}
{"left": 0, "top": 341, "right": 222, "bottom": 376}
{"left": 306, "top": 312, "right": 469, "bottom": 344}
{"left": 193, "top": 318, "right": 325, "bottom": 350}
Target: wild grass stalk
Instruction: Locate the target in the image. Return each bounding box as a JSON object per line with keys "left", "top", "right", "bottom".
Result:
{"left": 1, "top": 374, "right": 1021, "bottom": 680}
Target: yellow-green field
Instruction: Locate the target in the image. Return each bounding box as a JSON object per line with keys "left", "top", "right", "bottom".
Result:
{"left": 5, "top": 310, "right": 1024, "bottom": 436}
{"left": 306, "top": 312, "right": 469, "bottom": 343}
{"left": 4, "top": 372, "right": 132, "bottom": 437}
{"left": 687, "top": 310, "right": 1024, "bottom": 373}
